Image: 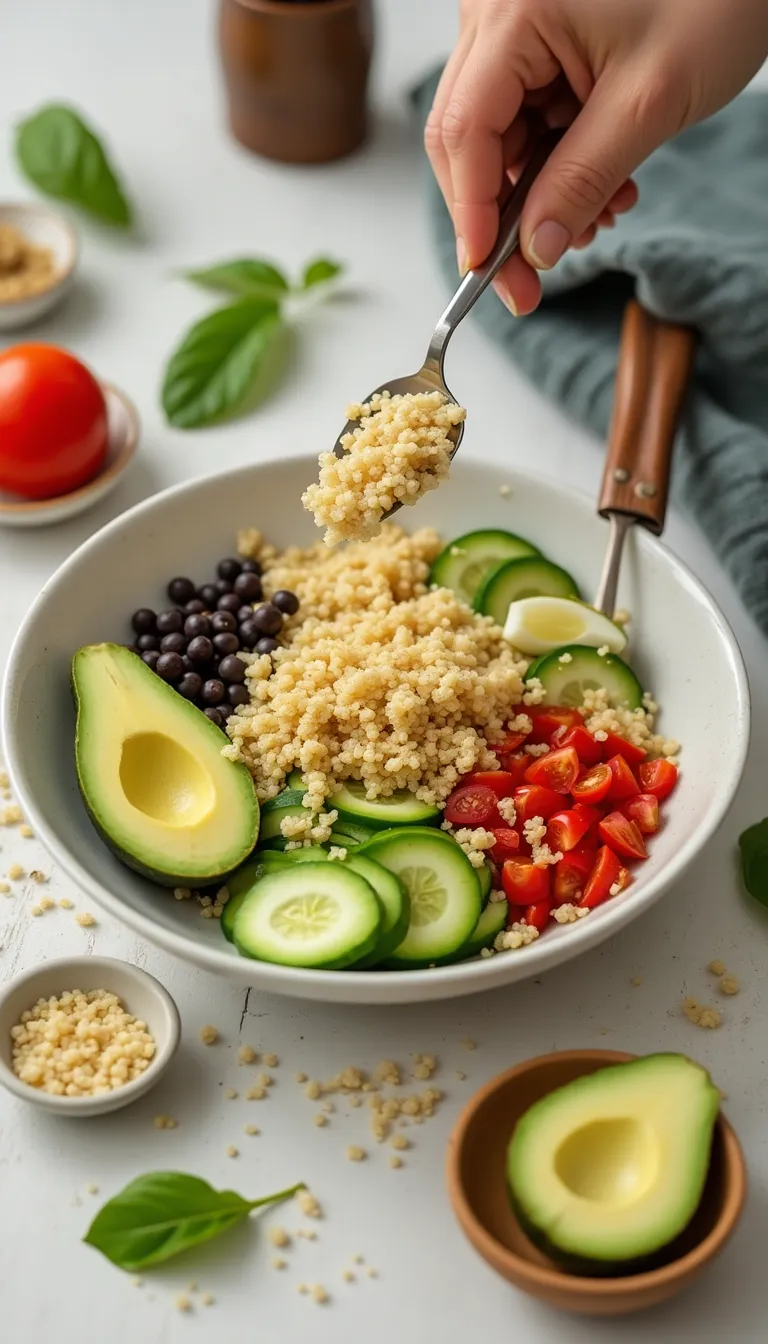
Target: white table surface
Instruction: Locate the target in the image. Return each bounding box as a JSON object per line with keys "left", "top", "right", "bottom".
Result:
{"left": 1, "top": 4, "right": 767, "bottom": 1341}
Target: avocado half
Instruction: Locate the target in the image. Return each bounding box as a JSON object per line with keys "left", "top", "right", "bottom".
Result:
{"left": 73, "top": 643, "right": 259, "bottom": 887}
{"left": 507, "top": 1053, "right": 720, "bottom": 1275}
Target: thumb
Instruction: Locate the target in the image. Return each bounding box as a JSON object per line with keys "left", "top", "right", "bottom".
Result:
{"left": 520, "top": 77, "right": 669, "bottom": 270}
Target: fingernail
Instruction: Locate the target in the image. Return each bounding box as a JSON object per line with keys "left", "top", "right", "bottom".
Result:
{"left": 529, "top": 221, "right": 571, "bottom": 270}
{"left": 456, "top": 237, "right": 468, "bottom": 276}
{"left": 495, "top": 281, "right": 518, "bottom": 317}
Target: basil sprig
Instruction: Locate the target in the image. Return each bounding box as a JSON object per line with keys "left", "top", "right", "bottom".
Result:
{"left": 16, "top": 104, "right": 133, "bottom": 228}
{"left": 84, "top": 1171, "right": 303, "bottom": 1271}
{"left": 163, "top": 255, "right": 343, "bottom": 429}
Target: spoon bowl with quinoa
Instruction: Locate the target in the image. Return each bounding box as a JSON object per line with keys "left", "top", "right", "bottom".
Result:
{"left": 2, "top": 455, "right": 749, "bottom": 1004}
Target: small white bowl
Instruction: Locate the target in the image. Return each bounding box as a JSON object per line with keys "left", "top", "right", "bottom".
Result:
{"left": 0, "top": 382, "right": 139, "bottom": 528}
{"left": 0, "top": 956, "right": 181, "bottom": 1117}
{"left": 0, "top": 201, "right": 78, "bottom": 331}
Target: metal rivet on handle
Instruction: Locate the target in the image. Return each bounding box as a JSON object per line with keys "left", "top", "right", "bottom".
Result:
{"left": 635, "top": 481, "right": 657, "bottom": 498}
{"left": 613, "top": 468, "right": 630, "bottom": 484}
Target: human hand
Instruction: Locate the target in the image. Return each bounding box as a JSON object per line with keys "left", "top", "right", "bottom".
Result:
{"left": 426, "top": 0, "right": 768, "bottom": 314}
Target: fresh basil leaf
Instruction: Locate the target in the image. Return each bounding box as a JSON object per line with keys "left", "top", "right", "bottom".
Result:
{"left": 302, "top": 257, "right": 343, "bottom": 289}
{"left": 16, "top": 104, "right": 132, "bottom": 228}
{"left": 184, "top": 259, "right": 289, "bottom": 300}
{"left": 739, "top": 819, "right": 768, "bottom": 907}
{"left": 162, "top": 298, "right": 281, "bottom": 429}
{"left": 83, "top": 1172, "right": 303, "bottom": 1271}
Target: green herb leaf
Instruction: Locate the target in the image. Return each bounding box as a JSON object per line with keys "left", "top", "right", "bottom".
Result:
{"left": 739, "top": 819, "right": 768, "bottom": 907}
{"left": 184, "top": 259, "right": 290, "bottom": 300}
{"left": 162, "top": 298, "right": 281, "bottom": 429}
{"left": 302, "top": 257, "right": 343, "bottom": 290}
{"left": 16, "top": 104, "right": 133, "bottom": 228}
{"left": 83, "top": 1172, "right": 303, "bottom": 1271}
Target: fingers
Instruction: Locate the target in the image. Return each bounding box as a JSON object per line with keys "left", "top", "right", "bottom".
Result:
{"left": 424, "top": 24, "right": 478, "bottom": 219}
{"left": 493, "top": 253, "right": 542, "bottom": 316}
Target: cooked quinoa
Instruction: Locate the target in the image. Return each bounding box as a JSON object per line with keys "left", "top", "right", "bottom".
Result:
{"left": 302, "top": 391, "right": 466, "bottom": 547}
{"left": 11, "top": 989, "right": 155, "bottom": 1096}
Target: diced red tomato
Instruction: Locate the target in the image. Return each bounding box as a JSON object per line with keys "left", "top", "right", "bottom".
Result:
{"left": 572, "top": 801, "right": 602, "bottom": 828}
{"left": 598, "top": 811, "right": 648, "bottom": 861}
{"left": 600, "top": 732, "right": 647, "bottom": 767}
{"left": 522, "top": 706, "right": 585, "bottom": 745}
{"left": 548, "top": 808, "right": 591, "bottom": 853}
{"left": 605, "top": 753, "right": 640, "bottom": 803}
{"left": 521, "top": 899, "right": 552, "bottom": 932}
{"left": 525, "top": 746, "right": 580, "bottom": 794}
{"left": 495, "top": 730, "right": 529, "bottom": 755}
{"left": 463, "top": 770, "right": 518, "bottom": 799}
{"left": 571, "top": 762, "right": 612, "bottom": 804}
{"left": 621, "top": 793, "right": 660, "bottom": 835}
{"left": 638, "top": 759, "right": 679, "bottom": 801}
{"left": 489, "top": 827, "right": 520, "bottom": 861}
{"left": 496, "top": 751, "right": 530, "bottom": 786}
{"left": 553, "top": 847, "right": 596, "bottom": 903}
{"left": 444, "top": 784, "right": 499, "bottom": 828}
{"left": 502, "top": 857, "right": 551, "bottom": 906}
{"left": 513, "top": 784, "right": 564, "bottom": 824}
{"left": 580, "top": 845, "right": 622, "bottom": 909}
{"left": 551, "top": 723, "right": 603, "bottom": 766}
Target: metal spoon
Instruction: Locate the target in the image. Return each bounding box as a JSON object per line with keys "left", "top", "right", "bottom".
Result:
{"left": 594, "top": 300, "right": 696, "bottom": 616}
{"left": 331, "top": 129, "right": 563, "bottom": 519}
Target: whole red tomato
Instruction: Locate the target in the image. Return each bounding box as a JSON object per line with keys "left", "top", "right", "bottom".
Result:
{"left": 0, "top": 344, "right": 108, "bottom": 499}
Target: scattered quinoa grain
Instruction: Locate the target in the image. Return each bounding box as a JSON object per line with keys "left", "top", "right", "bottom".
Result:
{"left": 30, "top": 905, "right": 43, "bottom": 917}
{"left": 391, "top": 1133, "right": 409, "bottom": 1151}
{"left": 201, "top": 1293, "right": 214, "bottom": 1307}
{"left": 460, "top": 1038, "right": 476, "bottom": 1051}
{"left": 175, "top": 1295, "right": 192, "bottom": 1314}
{"left": 226, "top": 1145, "right": 238, "bottom": 1158}
{"left": 75, "top": 911, "right": 96, "bottom": 927}
{"left": 342, "top": 1270, "right": 355, "bottom": 1283}
{"left": 154, "top": 1115, "right": 177, "bottom": 1130}
{"left": 8, "top": 864, "right": 24, "bottom": 880}
{"left": 708, "top": 959, "right": 726, "bottom": 976}
{"left": 305, "top": 1080, "right": 321, "bottom": 1100}
{"left": 499, "top": 484, "right": 511, "bottom": 497}
{"left": 200, "top": 1025, "right": 219, "bottom": 1045}
{"left": 244, "top": 1124, "right": 259, "bottom": 1136}
{"left": 719, "top": 975, "right": 740, "bottom": 995}
{"left": 313, "top": 1113, "right": 327, "bottom": 1127}
{"left": 86, "top": 1183, "right": 99, "bottom": 1195}
{"left": 311, "top": 1284, "right": 329, "bottom": 1305}
{"left": 294, "top": 1071, "right": 308, "bottom": 1083}
{"left": 237, "top": 1044, "right": 257, "bottom": 1064}
{"left": 269, "top": 1226, "right": 290, "bottom": 1248}
{"left": 58, "top": 898, "right": 73, "bottom": 909}
{"left": 246, "top": 1086, "right": 266, "bottom": 1100}
{"left": 346, "top": 1145, "right": 366, "bottom": 1162}
{"left": 263, "top": 1052, "right": 279, "bottom": 1068}
{"left": 367, "top": 1268, "right": 378, "bottom": 1279}
{"left": 271, "top": 1256, "right": 287, "bottom": 1271}
{"left": 18, "top": 825, "right": 33, "bottom": 838}
{"left": 225, "top": 1088, "right": 238, "bottom": 1100}
{"left": 390, "top": 1156, "right": 403, "bottom": 1169}
{"left": 30, "top": 870, "right": 46, "bottom": 884}
{"left": 0, "top": 882, "right": 10, "bottom": 894}
{"left": 257, "top": 1071, "right": 273, "bottom": 1088}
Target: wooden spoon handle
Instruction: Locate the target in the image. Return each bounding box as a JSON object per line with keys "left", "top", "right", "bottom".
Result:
{"left": 598, "top": 300, "right": 696, "bottom": 534}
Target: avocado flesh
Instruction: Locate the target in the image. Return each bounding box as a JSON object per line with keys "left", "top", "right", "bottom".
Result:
{"left": 507, "top": 1054, "right": 720, "bottom": 1270}
{"left": 73, "top": 644, "right": 259, "bottom": 886}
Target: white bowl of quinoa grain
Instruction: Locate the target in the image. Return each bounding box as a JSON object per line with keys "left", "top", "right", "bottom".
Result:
{"left": 0, "top": 202, "right": 78, "bottom": 331}
{"left": 1, "top": 456, "right": 750, "bottom": 1005}
{"left": 0, "top": 957, "right": 180, "bottom": 1116}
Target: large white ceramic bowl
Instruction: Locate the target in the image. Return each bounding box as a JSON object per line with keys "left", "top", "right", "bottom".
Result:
{"left": 1, "top": 457, "right": 750, "bottom": 1004}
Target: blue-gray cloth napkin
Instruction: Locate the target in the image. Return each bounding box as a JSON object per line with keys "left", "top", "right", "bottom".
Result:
{"left": 412, "top": 70, "right": 768, "bottom": 634}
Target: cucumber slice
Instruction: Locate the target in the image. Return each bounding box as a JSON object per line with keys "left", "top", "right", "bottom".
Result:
{"left": 477, "top": 861, "right": 493, "bottom": 907}
{"left": 261, "top": 788, "right": 306, "bottom": 815}
{"left": 260, "top": 802, "right": 307, "bottom": 844}
{"left": 458, "top": 899, "right": 507, "bottom": 960}
{"left": 430, "top": 529, "right": 540, "bottom": 606}
{"left": 282, "top": 845, "right": 330, "bottom": 863}
{"left": 526, "top": 645, "right": 644, "bottom": 710}
{"left": 360, "top": 827, "right": 481, "bottom": 968}
{"left": 475, "top": 557, "right": 580, "bottom": 625}
{"left": 233, "top": 864, "right": 381, "bottom": 969}
{"left": 330, "top": 820, "right": 378, "bottom": 845}
{"left": 328, "top": 779, "right": 440, "bottom": 831}
{"left": 342, "top": 854, "right": 410, "bottom": 968}
{"left": 287, "top": 770, "right": 305, "bottom": 791}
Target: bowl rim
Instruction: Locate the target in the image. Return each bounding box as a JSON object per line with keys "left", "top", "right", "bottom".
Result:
{"left": 446, "top": 1048, "right": 747, "bottom": 1299}
{"left": 0, "top": 200, "right": 79, "bottom": 310}
{"left": 0, "top": 457, "right": 751, "bottom": 997}
{"left": 0, "top": 954, "right": 181, "bottom": 1114}
{"left": 0, "top": 381, "right": 139, "bottom": 518}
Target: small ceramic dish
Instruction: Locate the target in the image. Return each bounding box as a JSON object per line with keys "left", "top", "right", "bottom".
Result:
{"left": 0, "top": 382, "right": 139, "bottom": 528}
{"left": 0, "top": 956, "right": 181, "bottom": 1117}
{"left": 447, "top": 1050, "right": 746, "bottom": 1317}
{"left": 0, "top": 201, "right": 78, "bottom": 331}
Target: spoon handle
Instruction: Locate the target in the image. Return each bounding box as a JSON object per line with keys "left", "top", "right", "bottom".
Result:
{"left": 426, "top": 128, "right": 563, "bottom": 372}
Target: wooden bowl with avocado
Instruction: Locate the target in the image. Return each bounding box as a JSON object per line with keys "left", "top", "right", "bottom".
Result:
{"left": 446, "top": 1050, "right": 746, "bottom": 1317}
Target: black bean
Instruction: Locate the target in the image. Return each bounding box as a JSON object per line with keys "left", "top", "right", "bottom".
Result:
{"left": 204, "top": 707, "right": 225, "bottom": 728}
{"left": 187, "top": 635, "right": 214, "bottom": 663}
{"left": 252, "top": 602, "right": 283, "bottom": 636}
{"left": 238, "top": 621, "right": 259, "bottom": 649}
{"left": 177, "top": 672, "right": 203, "bottom": 700}
{"left": 217, "top": 592, "right": 242, "bottom": 615}
{"left": 184, "top": 613, "right": 211, "bottom": 639}
{"left": 214, "top": 578, "right": 232, "bottom": 596}
{"left": 237, "top": 605, "right": 255, "bottom": 624}
{"left": 137, "top": 633, "right": 159, "bottom": 652}
{"left": 131, "top": 608, "right": 157, "bottom": 635}
{"left": 227, "top": 684, "right": 250, "bottom": 707}
{"left": 233, "top": 571, "right": 262, "bottom": 601}
{"left": 167, "top": 577, "right": 196, "bottom": 605}
{"left": 219, "top": 654, "right": 245, "bottom": 684}
{"left": 217, "top": 557, "right": 242, "bottom": 582}
{"left": 240, "top": 559, "right": 261, "bottom": 575}
{"left": 197, "top": 583, "right": 218, "bottom": 607}
{"left": 214, "top": 632, "right": 240, "bottom": 656}
{"left": 202, "top": 678, "right": 226, "bottom": 706}
{"left": 184, "top": 598, "right": 206, "bottom": 616}
{"left": 272, "top": 589, "right": 299, "bottom": 616}
{"left": 141, "top": 650, "right": 160, "bottom": 670}
{"left": 255, "top": 636, "right": 279, "bottom": 656}
{"left": 160, "top": 632, "right": 187, "bottom": 655}
{"left": 211, "top": 610, "right": 237, "bottom": 634}
{"left": 181, "top": 655, "right": 194, "bottom": 672}
{"left": 157, "top": 652, "right": 184, "bottom": 682}
{"left": 156, "top": 609, "right": 183, "bottom": 635}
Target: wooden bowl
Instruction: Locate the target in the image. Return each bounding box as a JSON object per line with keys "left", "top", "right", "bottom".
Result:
{"left": 446, "top": 1050, "right": 746, "bottom": 1317}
